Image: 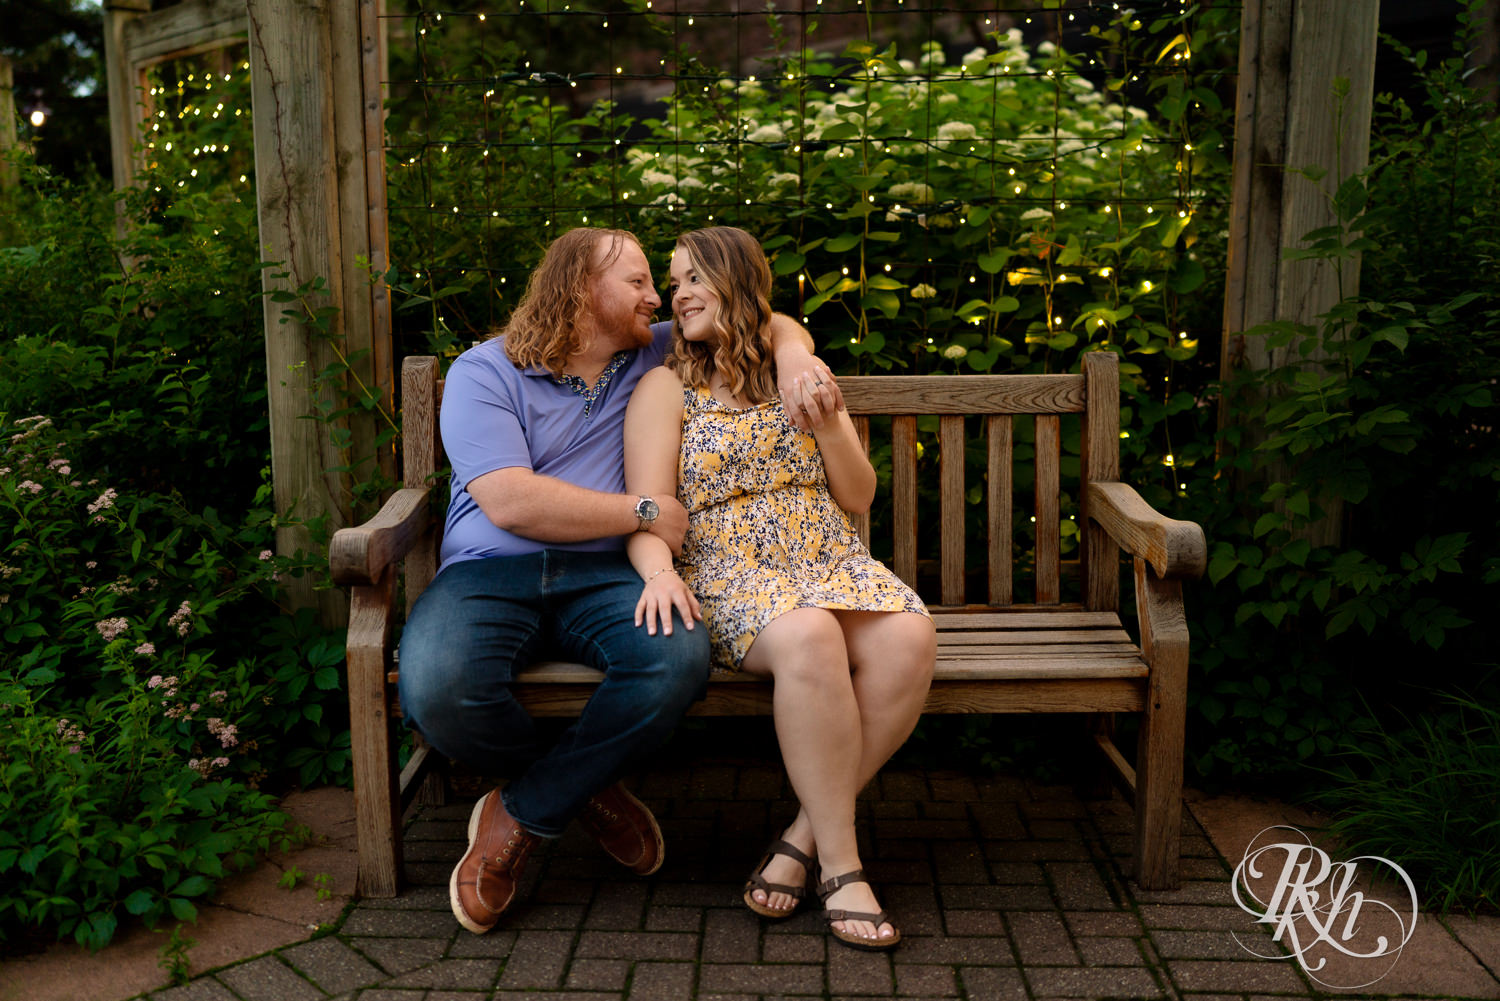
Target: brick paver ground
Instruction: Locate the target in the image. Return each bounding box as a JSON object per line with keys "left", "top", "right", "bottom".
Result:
{"left": 137, "top": 742, "right": 1500, "bottom": 1001}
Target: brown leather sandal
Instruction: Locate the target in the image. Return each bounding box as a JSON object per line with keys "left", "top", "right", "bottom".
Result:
{"left": 816, "top": 869, "right": 901, "bottom": 951}
{"left": 742, "top": 839, "right": 815, "bottom": 919}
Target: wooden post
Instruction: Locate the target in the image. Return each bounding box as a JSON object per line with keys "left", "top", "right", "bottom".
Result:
{"left": 332, "top": 0, "right": 396, "bottom": 495}
{"left": 0, "top": 53, "right": 17, "bottom": 193}
{"left": 248, "top": 0, "right": 393, "bottom": 622}
{"left": 103, "top": 0, "right": 151, "bottom": 188}
{"left": 1219, "top": 0, "right": 1379, "bottom": 546}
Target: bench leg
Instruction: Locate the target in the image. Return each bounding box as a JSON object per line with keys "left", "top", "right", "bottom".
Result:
{"left": 1132, "top": 560, "right": 1188, "bottom": 891}
{"left": 349, "top": 578, "right": 404, "bottom": 898}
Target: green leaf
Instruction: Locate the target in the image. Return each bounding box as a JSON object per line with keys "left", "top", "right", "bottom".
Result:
{"left": 864, "top": 275, "right": 905, "bottom": 290}
{"left": 168, "top": 897, "right": 198, "bottom": 923}
{"left": 860, "top": 290, "right": 901, "bottom": 319}
{"left": 771, "top": 252, "right": 805, "bottom": 276}
{"left": 977, "top": 248, "right": 1014, "bottom": 274}
{"left": 124, "top": 889, "right": 155, "bottom": 915}
{"left": 825, "top": 233, "right": 861, "bottom": 253}
{"left": 175, "top": 875, "right": 212, "bottom": 898}
{"left": 1253, "top": 512, "right": 1283, "bottom": 538}
{"left": 1208, "top": 550, "right": 1239, "bottom": 584}
{"left": 314, "top": 666, "right": 341, "bottom": 691}
{"left": 1169, "top": 258, "right": 1205, "bottom": 294}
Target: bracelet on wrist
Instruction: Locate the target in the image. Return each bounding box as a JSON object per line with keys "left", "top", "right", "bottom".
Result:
{"left": 645, "top": 567, "right": 677, "bottom": 583}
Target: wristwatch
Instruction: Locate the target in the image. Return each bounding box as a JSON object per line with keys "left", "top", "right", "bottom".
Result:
{"left": 633, "top": 495, "right": 659, "bottom": 532}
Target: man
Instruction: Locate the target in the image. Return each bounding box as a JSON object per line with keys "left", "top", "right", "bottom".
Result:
{"left": 397, "top": 227, "right": 842, "bottom": 934}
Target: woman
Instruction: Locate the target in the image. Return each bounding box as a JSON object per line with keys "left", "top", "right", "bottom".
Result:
{"left": 623, "top": 226, "right": 936, "bottom": 951}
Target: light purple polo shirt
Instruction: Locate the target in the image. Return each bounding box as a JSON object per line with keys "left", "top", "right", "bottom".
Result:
{"left": 437, "top": 321, "right": 673, "bottom": 571}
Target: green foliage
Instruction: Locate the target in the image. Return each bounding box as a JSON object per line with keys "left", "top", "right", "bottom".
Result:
{"left": 1178, "top": 7, "right": 1500, "bottom": 788}
{"left": 1315, "top": 691, "right": 1500, "bottom": 914}
{"left": 0, "top": 58, "right": 354, "bottom": 952}
{"left": 0, "top": 415, "right": 347, "bottom": 952}
{"left": 389, "top": 3, "right": 1234, "bottom": 392}
{"left": 157, "top": 923, "right": 196, "bottom": 987}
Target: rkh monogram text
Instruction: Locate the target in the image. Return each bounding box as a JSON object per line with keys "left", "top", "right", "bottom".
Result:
{"left": 1230, "top": 826, "right": 1418, "bottom": 991}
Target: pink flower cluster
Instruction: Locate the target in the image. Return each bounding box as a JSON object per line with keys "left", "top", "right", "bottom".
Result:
{"left": 187, "top": 756, "right": 230, "bottom": 777}
{"left": 206, "top": 717, "right": 239, "bottom": 748}
{"left": 167, "top": 600, "right": 193, "bottom": 636}
{"left": 17, "top": 480, "right": 42, "bottom": 495}
{"left": 95, "top": 617, "right": 130, "bottom": 642}
{"left": 55, "top": 718, "right": 86, "bottom": 754}
{"left": 135, "top": 642, "right": 156, "bottom": 657}
{"left": 148, "top": 674, "right": 180, "bottom": 697}
{"left": 86, "top": 487, "right": 118, "bottom": 520}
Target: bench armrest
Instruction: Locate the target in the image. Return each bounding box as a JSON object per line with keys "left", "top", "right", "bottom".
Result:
{"left": 329, "top": 487, "right": 434, "bottom": 587}
{"left": 1087, "top": 481, "right": 1206, "bottom": 581}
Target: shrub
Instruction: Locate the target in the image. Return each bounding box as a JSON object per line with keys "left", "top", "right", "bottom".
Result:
{"left": 1315, "top": 692, "right": 1500, "bottom": 914}
{"left": 0, "top": 414, "right": 350, "bottom": 950}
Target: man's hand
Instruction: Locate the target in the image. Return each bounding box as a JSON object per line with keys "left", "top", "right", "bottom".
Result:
{"left": 778, "top": 356, "right": 844, "bottom": 431}
{"left": 648, "top": 494, "right": 690, "bottom": 555}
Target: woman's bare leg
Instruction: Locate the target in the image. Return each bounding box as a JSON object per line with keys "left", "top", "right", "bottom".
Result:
{"left": 742, "top": 608, "right": 933, "bottom": 941}
{"left": 739, "top": 608, "right": 893, "bottom": 941}
{"left": 765, "top": 610, "right": 935, "bottom": 915}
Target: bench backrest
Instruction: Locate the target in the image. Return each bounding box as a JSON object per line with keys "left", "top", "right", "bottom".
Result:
{"left": 398, "top": 352, "right": 1122, "bottom": 616}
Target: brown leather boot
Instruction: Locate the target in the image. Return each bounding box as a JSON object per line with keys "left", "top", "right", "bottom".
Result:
{"left": 577, "top": 782, "right": 664, "bottom": 876}
{"left": 449, "top": 789, "right": 539, "bottom": 933}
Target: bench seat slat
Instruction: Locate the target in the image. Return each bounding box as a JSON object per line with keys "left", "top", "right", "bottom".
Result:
{"left": 930, "top": 610, "right": 1122, "bottom": 629}
{"left": 937, "top": 629, "right": 1133, "bottom": 645}
{"left": 507, "top": 678, "right": 1150, "bottom": 717}
{"left": 942, "top": 645, "right": 1140, "bottom": 660}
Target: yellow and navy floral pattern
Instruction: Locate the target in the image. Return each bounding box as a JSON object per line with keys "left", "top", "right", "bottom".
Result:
{"left": 676, "top": 385, "right": 929, "bottom": 672}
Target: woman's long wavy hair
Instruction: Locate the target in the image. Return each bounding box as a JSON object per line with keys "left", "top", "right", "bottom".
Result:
{"left": 665, "top": 227, "right": 777, "bottom": 404}
{"left": 500, "top": 228, "right": 637, "bottom": 375}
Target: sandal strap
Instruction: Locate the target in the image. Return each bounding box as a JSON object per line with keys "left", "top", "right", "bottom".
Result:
{"left": 823, "top": 907, "right": 891, "bottom": 926}
{"left": 815, "top": 868, "right": 869, "bottom": 900}
{"left": 765, "top": 839, "right": 815, "bottom": 871}
{"left": 744, "top": 838, "right": 816, "bottom": 899}
{"left": 744, "top": 871, "right": 807, "bottom": 899}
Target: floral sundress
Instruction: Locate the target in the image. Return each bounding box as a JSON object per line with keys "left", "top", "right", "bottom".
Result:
{"left": 675, "top": 385, "right": 928, "bottom": 672}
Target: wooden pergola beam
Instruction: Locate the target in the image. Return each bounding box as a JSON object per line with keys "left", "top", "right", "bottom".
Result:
{"left": 0, "top": 53, "right": 17, "bottom": 193}
{"left": 1219, "top": 0, "right": 1379, "bottom": 545}
{"left": 247, "top": 0, "right": 392, "bottom": 622}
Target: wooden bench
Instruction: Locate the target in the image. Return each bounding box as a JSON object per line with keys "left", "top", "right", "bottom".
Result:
{"left": 330, "top": 351, "right": 1206, "bottom": 898}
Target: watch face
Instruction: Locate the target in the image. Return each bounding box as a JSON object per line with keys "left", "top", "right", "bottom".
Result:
{"left": 638, "top": 497, "right": 659, "bottom": 522}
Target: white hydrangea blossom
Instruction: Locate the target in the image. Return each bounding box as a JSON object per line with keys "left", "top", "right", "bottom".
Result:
{"left": 889, "top": 181, "right": 936, "bottom": 203}
{"left": 1036, "top": 41, "right": 1057, "bottom": 56}
{"left": 910, "top": 283, "right": 938, "bottom": 299}
{"left": 747, "top": 123, "right": 785, "bottom": 143}
{"left": 937, "top": 121, "right": 978, "bottom": 142}
{"left": 1020, "top": 207, "right": 1054, "bottom": 220}
{"left": 767, "top": 172, "right": 800, "bottom": 188}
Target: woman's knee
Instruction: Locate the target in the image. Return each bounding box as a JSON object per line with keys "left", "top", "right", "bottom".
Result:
{"left": 850, "top": 612, "right": 937, "bottom": 688}
{"left": 747, "top": 608, "right": 850, "bottom": 685}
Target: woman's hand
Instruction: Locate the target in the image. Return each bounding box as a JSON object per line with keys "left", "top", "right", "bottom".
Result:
{"left": 779, "top": 359, "right": 844, "bottom": 431}
{"left": 634, "top": 568, "right": 703, "bottom": 637}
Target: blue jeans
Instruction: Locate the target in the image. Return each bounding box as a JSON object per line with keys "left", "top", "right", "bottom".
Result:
{"left": 397, "top": 550, "right": 710, "bottom": 837}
